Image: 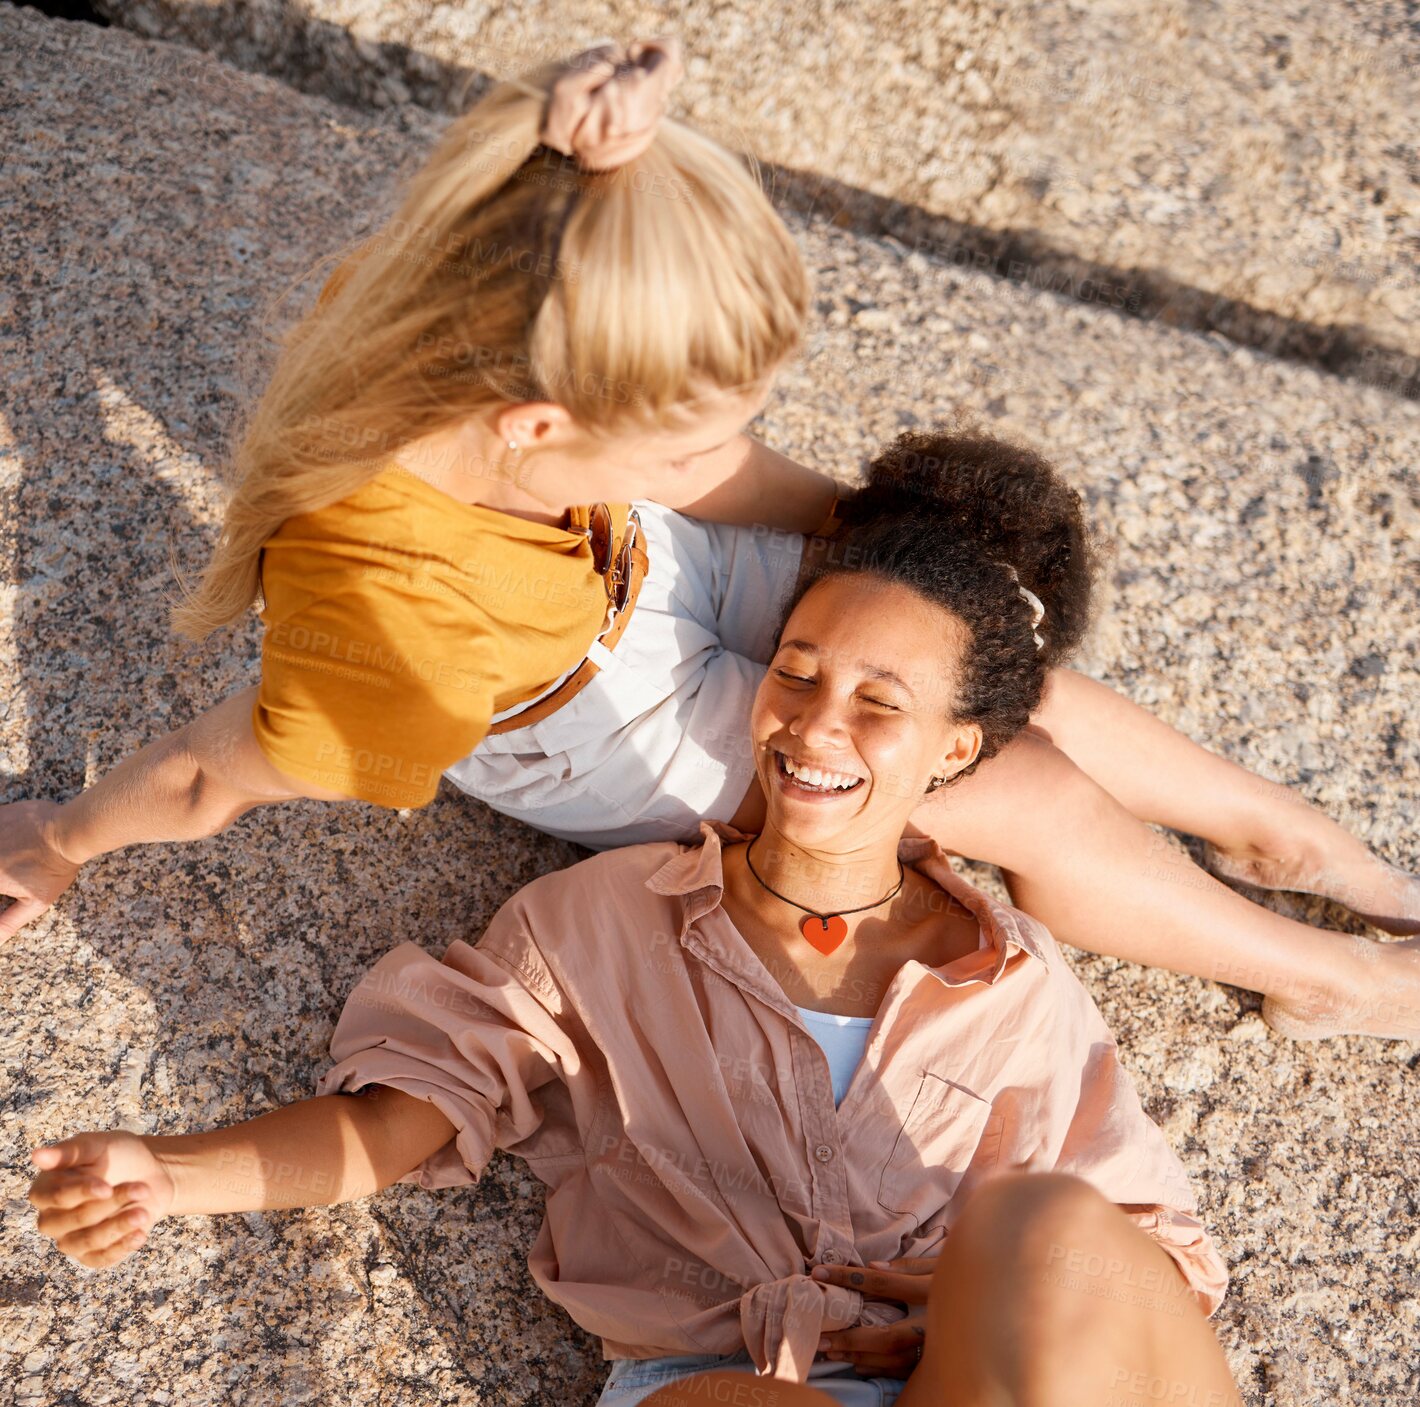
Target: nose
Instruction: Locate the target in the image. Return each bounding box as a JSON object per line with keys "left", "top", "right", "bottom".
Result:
{"left": 787, "top": 687, "right": 850, "bottom": 750}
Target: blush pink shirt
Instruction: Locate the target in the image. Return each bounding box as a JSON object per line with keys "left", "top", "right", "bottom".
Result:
{"left": 315, "top": 824, "right": 1227, "bottom": 1382}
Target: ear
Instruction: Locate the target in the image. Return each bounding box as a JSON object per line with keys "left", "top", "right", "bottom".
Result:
{"left": 933, "top": 722, "right": 982, "bottom": 785}
{"left": 493, "top": 402, "right": 577, "bottom": 450}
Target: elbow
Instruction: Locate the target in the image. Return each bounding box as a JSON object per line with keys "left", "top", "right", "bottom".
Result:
{"left": 176, "top": 748, "right": 259, "bottom": 839}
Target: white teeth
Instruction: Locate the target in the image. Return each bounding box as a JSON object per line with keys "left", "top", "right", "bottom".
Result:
{"left": 780, "top": 754, "right": 861, "bottom": 791}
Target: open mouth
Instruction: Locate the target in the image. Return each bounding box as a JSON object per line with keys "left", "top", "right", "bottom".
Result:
{"left": 773, "top": 749, "right": 865, "bottom": 796}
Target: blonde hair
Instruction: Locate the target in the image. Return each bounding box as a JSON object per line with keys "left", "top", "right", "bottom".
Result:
{"left": 173, "top": 60, "right": 811, "bottom": 639}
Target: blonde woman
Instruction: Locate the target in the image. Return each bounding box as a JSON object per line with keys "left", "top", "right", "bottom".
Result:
{"left": 0, "top": 41, "right": 1414, "bottom": 1041}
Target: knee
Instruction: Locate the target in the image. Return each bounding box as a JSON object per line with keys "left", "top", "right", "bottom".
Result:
{"left": 944, "top": 1173, "right": 1128, "bottom": 1402}
{"left": 950, "top": 1170, "right": 1118, "bottom": 1283}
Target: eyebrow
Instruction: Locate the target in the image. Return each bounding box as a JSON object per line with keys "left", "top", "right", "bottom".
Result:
{"left": 776, "top": 640, "right": 917, "bottom": 695}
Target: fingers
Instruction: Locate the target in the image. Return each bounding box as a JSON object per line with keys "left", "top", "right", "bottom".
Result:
{"left": 820, "top": 1323, "right": 924, "bottom": 1380}
{"left": 36, "top": 1187, "right": 154, "bottom": 1269}
{"left": 28, "top": 1167, "right": 114, "bottom": 1210}
{"left": 820, "top": 1324, "right": 921, "bottom": 1356}
{"left": 35, "top": 1181, "right": 150, "bottom": 1240}
{"left": 835, "top": 1351, "right": 915, "bottom": 1377}
{"left": 64, "top": 1217, "right": 150, "bottom": 1270}
{"left": 866, "top": 1256, "right": 937, "bottom": 1274}
{"left": 810, "top": 1263, "right": 932, "bottom": 1304}
{"left": 30, "top": 1133, "right": 111, "bottom": 1177}
{"left": 0, "top": 897, "right": 47, "bottom": 943}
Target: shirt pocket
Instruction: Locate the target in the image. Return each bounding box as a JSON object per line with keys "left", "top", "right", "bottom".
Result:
{"left": 877, "top": 1073, "right": 1005, "bottom": 1230}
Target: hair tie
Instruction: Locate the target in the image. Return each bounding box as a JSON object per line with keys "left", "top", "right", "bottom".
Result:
{"left": 540, "top": 38, "right": 685, "bottom": 172}
{"left": 1001, "top": 564, "right": 1047, "bottom": 653}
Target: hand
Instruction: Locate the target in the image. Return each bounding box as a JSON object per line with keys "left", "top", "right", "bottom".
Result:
{"left": 0, "top": 799, "right": 83, "bottom": 942}
{"left": 29, "top": 1131, "right": 177, "bottom": 1268}
{"left": 811, "top": 1255, "right": 936, "bottom": 1378}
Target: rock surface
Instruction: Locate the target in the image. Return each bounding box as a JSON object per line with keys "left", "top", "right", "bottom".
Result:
{"left": 90, "top": 0, "right": 1420, "bottom": 386}
{"left": 2, "top": 5, "right": 1418, "bottom": 1406}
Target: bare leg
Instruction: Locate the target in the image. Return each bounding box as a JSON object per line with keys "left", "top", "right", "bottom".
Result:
{"left": 645, "top": 1173, "right": 1239, "bottom": 1407}
{"left": 896, "top": 1171, "right": 1242, "bottom": 1407}
{"left": 1036, "top": 669, "right": 1420, "bottom": 935}
{"left": 732, "top": 731, "right": 1420, "bottom": 1038}
{"left": 903, "top": 732, "right": 1420, "bottom": 1040}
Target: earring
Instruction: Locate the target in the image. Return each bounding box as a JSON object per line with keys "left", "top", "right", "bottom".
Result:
{"left": 926, "top": 775, "right": 947, "bottom": 793}
{"left": 502, "top": 439, "right": 521, "bottom": 481}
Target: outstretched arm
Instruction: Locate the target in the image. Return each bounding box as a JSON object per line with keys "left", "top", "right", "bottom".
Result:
{"left": 28, "top": 1087, "right": 454, "bottom": 1269}
{"left": 0, "top": 685, "right": 351, "bottom": 942}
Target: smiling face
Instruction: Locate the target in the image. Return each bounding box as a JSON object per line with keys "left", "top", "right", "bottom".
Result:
{"left": 750, "top": 574, "right": 984, "bottom": 855}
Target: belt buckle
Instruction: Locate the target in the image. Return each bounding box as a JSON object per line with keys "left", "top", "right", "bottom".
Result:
{"left": 596, "top": 505, "right": 640, "bottom": 617}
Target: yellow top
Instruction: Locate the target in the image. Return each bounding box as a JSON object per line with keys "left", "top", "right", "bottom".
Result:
{"left": 253, "top": 464, "right": 629, "bottom": 807}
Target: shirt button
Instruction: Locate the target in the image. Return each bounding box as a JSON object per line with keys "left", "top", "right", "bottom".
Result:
{"left": 821, "top": 1249, "right": 843, "bottom": 1264}
{"left": 814, "top": 1144, "right": 835, "bottom": 1163}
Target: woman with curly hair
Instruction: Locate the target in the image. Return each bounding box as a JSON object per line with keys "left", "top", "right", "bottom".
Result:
{"left": 28, "top": 434, "right": 1241, "bottom": 1404}
{"left": 2, "top": 40, "right": 1415, "bottom": 1041}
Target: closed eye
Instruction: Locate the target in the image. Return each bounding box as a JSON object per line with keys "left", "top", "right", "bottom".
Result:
{"left": 863, "top": 697, "right": 899, "bottom": 710}
{"left": 774, "top": 668, "right": 813, "bottom": 684}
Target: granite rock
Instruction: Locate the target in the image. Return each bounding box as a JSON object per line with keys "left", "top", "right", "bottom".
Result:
{"left": 1, "top": 6, "right": 1418, "bottom": 1406}
{"left": 88, "top": 0, "right": 1420, "bottom": 386}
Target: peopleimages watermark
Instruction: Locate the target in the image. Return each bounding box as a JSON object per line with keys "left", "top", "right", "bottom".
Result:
{"left": 637, "top": 1373, "right": 783, "bottom": 1406}
{"left": 908, "top": 235, "right": 1145, "bottom": 312}
{"left": 348, "top": 965, "right": 510, "bottom": 1020}
{"left": 588, "top": 1130, "right": 812, "bottom": 1206}
{"left": 213, "top": 1148, "right": 336, "bottom": 1200}
{"left": 1041, "top": 1242, "right": 1192, "bottom": 1318}
{"left": 310, "top": 741, "right": 437, "bottom": 799}
{"left": 1106, "top": 1367, "right": 1241, "bottom": 1407}
{"left": 267, "top": 621, "right": 486, "bottom": 694}
{"left": 360, "top": 216, "right": 583, "bottom": 284}
{"left": 411, "top": 330, "right": 647, "bottom": 406}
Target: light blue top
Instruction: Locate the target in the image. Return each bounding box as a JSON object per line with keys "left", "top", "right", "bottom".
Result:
{"left": 795, "top": 1006, "right": 875, "bottom": 1107}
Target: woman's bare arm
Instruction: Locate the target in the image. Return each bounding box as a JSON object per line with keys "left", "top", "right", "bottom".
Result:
{"left": 0, "top": 685, "right": 350, "bottom": 940}
{"left": 673, "top": 434, "right": 842, "bottom": 533}
{"left": 28, "top": 1088, "right": 457, "bottom": 1268}
{"left": 155, "top": 1088, "right": 457, "bottom": 1215}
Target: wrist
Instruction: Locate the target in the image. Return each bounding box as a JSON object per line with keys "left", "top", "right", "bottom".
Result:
{"left": 43, "top": 801, "right": 97, "bottom": 869}
{"left": 145, "top": 1135, "right": 207, "bottom": 1217}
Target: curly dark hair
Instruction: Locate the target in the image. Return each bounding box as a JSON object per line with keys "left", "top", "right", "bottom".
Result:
{"left": 781, "top": 429, "right": 1099, "bottom": 782}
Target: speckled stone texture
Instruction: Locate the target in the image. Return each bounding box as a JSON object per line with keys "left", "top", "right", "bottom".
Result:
{"left": 1, "top": 5, "right": 1417, "bottom": 1406}
{"left": 87, "top": 0, "right": 1420, "bottom": 387}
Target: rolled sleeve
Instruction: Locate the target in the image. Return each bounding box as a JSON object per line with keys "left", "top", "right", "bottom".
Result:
{"left": 1119, "top": 1204, "right": 1229, "bottom": 1317}
{"left": 314, "top": 940, "right": 569, "bottom": 1190}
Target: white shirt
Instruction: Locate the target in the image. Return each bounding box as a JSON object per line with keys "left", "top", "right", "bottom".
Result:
{"left": 796, "top": 1006, "right": 875, "bottom": 1107}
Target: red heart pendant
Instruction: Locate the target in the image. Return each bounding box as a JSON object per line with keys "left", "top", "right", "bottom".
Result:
{"left": 800, "top": 913, "right": 849, "bottom": 955}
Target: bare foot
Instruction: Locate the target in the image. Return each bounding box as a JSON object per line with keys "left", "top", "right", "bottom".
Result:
{"left": 1203, "top": 841, "right": 1420, "bottom": 937}
{"left": 1263, "top": 935, "right": 1420, "bottom": 1042}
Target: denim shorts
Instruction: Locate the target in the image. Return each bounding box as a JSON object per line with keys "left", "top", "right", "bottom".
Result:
{"left": 445, "top": 501, "right": 806, "bottom": 849}
{"left": 596, "top": 1349, "right": 907, "bottom": 1406}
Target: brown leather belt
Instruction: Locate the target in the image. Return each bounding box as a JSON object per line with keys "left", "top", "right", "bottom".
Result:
{"left": 486, "top": 503, "right": 648, "bottom": 736}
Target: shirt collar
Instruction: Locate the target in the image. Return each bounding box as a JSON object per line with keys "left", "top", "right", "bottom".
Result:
{"left": 644, "top": 821, "right": 1051, "bottom": 982}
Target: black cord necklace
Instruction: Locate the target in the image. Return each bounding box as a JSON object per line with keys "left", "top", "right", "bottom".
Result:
{"left": 744, "top": 837, "right": 905, "bottom": 955}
